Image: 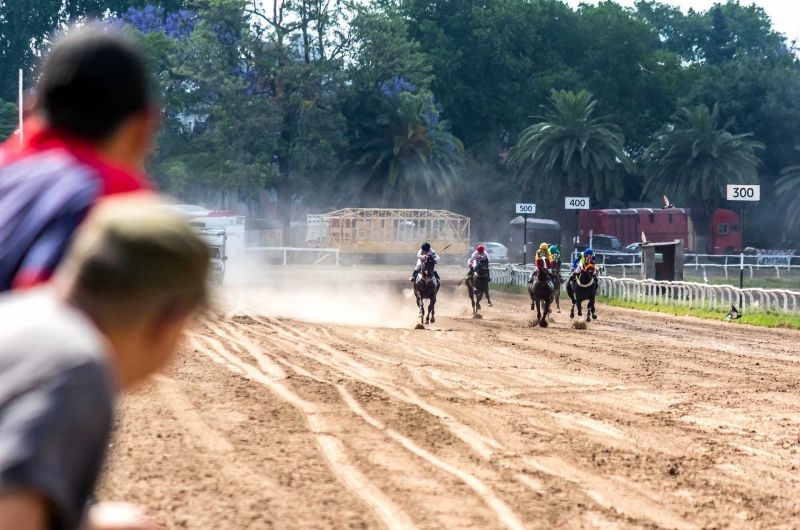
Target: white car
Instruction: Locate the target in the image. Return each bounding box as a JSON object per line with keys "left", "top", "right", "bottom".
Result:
{"left": 476, "top": 242, "right": 508, "bottom": 262}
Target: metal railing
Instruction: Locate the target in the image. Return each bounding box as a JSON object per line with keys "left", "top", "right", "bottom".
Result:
{"left": 245, "top": 246, "right": 340, "bottom": 265}
{"left": 492, "top": 263, "right": 800, "bottom": 315}
{"left": 598, "top": 277, "right": 800, "bottom": 316}
{"left": 491, "top": 264, "right": 569, "bottom": 289}
{"left": 578, "top": 253, "right": 800, "bottom": 281}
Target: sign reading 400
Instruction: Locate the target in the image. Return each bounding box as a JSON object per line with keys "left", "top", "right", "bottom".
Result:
{"left": 565, "top": 197, "right": 590, "bottom": 210}
{"left": 516, "top": 203, "right": 536, "bottom": 214}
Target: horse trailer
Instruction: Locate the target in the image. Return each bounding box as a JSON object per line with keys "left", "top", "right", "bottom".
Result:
{"left": 578, "top": 208, "right": 742, "bottom": 254}
{"left": 309, "top": 208, "right": 471, "bottom": 263}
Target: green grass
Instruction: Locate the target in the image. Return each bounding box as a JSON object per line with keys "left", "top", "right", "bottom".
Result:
{"left": 596, "top": 295, "right": 800, "bottom": 330}
{"left": 470, "top": 281, "right": 800, "bottom": 330}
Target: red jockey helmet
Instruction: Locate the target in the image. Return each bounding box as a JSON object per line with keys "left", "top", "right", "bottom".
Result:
{"left": 476, "top": 245, "right": 485, "bottom": 253}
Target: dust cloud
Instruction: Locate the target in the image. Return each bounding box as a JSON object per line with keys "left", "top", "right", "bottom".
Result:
{"left": 214, "top": 254, "right": 441, "bottom": 328}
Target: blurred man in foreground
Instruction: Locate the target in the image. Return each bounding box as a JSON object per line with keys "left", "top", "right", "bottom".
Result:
{"left": 0, "top": 26, "right": 157, "bottom": 292}
{"left": 0, "top": 197, "right": 209, "bottom": 530}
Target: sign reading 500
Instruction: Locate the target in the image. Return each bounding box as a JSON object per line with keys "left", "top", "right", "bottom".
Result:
{"left": 516, "top": 203, "right": 536, "bottom": 214}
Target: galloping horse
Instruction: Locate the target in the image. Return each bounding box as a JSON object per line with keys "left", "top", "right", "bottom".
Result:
{"left": 528, "top": 256, "right": 555, "bottom": 327}
{"left": 465, "top": 256, "right": 492, "bottom": 316}
{"left": 551, "top": 254, "right": 563, "bottom": 313}
{"left": 413, "top": 253, "right": 440, "bottom": 325}
{"left": 567, "top": 259, "right": 598, "bottom": 322}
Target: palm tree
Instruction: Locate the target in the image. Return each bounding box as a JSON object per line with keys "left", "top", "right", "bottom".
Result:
{"left": 642, "top": 104, "right": 763, "bottom": 253}
{"left": 777, "top": 153, "right": 800, "bottom": 235}
{"left": 344, "top": 91, "right": 464, "bottom": 206}
{"left": 507, "top": 89, "right": 633, "bottom": 256}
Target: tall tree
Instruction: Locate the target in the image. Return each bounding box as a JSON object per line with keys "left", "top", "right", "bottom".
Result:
{"left": 402, "top": 0, "right": 582, "bottom": 156}
{"left": 507, "top": 89, "right": 633, "bottom": 256}
{"left": 642, "top": 103, "right": 764, "bottom": 252}
{"left": 705, "top": 6, "right": 734, "bottom": 65}
{"left": 246, "top": 0, "right": 349, "bottom": 243}
{"left": 0, "top": 100, "right": 18, "bottom": 142}
{"left": 575, "top": 1, "right": 686, "bottom": 154}
{"left": 342, "top": 89, "right": 464, "bottom": 206}
{"left": 777, "top": 154, "right": 800, "bottom": 237}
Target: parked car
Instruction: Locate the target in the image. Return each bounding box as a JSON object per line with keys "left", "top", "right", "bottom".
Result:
{"left": 576, "top": 235, "right": 638, "bottom": 264}
{"left": 625, "top": 243, "right": 642, "bottom": 253}
{"left": 476, "top": 242, "right": 509, "bottom": 262}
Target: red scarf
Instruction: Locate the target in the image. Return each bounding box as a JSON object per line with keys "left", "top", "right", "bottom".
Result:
{"left": 0, "top": 118, "right": 151, "bottom": 195}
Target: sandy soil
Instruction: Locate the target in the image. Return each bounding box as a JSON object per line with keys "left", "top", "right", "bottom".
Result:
{"left": 98, "top": 274, "right": 800, "bottom": 529}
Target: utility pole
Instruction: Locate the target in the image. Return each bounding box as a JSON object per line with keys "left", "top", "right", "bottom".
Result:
{"left": 726, "top": 184, "right": 760, "bottom": 309}
{"left": 516, "top": 203, "right": 536, "bottom": 268}
{"left": 18, "top": 69, "right": 24, "bottom": 146}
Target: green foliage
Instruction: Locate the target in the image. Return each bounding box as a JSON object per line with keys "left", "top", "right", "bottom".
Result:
{"left": 777, "top": 155, "right": 800, "bottom": 234}
{"left": 5, "top": 0, "right": 800, "bottom": 246}
{"left": 347, "top": 5, "right": 433, "bottom": 93}
{"left": 642, "top": 103, "right": 764, "bottom": 239}
{"left": 508, "top": 89, "right": 633, "bottom": 202}
{"left": 0, "top": 100, "right": 18, "bottom": 142}
{"left": 343, "top": 91, "right": 464, "bottom": 206}
{"left": 574, "top": 1, "right": 686, "bottom": 154}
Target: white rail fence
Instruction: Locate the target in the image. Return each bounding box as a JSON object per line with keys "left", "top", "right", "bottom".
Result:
{"left": 490, "top": 264, "right": 568, "bottom": 289}
{"left": 598, "top": 277, "right": 800, "bottom": 316}
{"left": 490, "top": 264, "right": 799, "bottom": 315}
{"left": 245, "top": 246, "right": 340, "bottom": 265}
{"left": 594, "top": 253, "right": 800, "bottom": 280}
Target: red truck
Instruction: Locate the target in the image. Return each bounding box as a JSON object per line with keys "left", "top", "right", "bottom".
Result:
{"left": 578, "top": 208, "right": 742, "bottom": 254}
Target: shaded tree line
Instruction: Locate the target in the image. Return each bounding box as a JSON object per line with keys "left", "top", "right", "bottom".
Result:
{"left": 2, "top": 0, "right": 800, "bottom": 248}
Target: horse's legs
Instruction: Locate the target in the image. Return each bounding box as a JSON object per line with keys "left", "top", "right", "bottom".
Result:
{"left": 486, "top": 285, "right": 493, "bottom": 307}
{"left": 540, "top": 297, "right": 550, "bottom": 328}
{"left": 416, "top": 294, "right": 424, "bottom": 324}
{"left": 590, "top": 295, "right": 597, "bottom": 320}
{"left": 428, "top": 295, "right": 436, "bottom": 324}
{"left": 554, "top": 285, "right": 561, "bottom": 313}
{"left": 577, "top": 300, "right": 583, "bottom": 317}
{"left": 468, "top": 285, "right": 476, "bottom": 314}
{"left": 476, "top": 291, "right": 483, "bottom": 311}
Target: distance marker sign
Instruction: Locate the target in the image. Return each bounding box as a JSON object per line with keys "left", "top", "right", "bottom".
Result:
{"left": 516, "top": 203, "right": 536, "bottom": 214}
{"left": 727, "top": 185, "right": 760, "bottom": 201}
{"left": 565, "top": 197, "right": 590, "bottom": 209}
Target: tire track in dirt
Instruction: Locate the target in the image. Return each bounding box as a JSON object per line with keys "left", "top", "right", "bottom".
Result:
{"left": 214, "top": 320, "right": 526, "bottom": 529}
{"left": 103, "top": 281, "right": 800, "bottom": 528}
{"left": 336, "top": 385, "right": 526, "bottom": 530}
{"left": 190, "top": 333, "right": 418, "bottom": 530}
{"left": 153, "top": 375, "right": 277, "bottom": 494}
{"left": 223, "top": 316, "right": 694, "bottom": 528}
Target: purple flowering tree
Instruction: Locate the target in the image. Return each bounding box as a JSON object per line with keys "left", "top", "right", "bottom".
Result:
{"left": 116, "top": 5, "right": 197, "bottom": 39}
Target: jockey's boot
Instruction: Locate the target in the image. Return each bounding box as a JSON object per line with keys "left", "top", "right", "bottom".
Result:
{"left": 434, "top": 271, "right": 441, "bottom": 283}
{"left": 410, "top": 270, "right": 419, "bottom": 282}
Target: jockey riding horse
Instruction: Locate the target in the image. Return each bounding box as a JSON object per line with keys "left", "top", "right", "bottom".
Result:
{"left": 567, "top": 252, "right": 598, "bottom": 322}
{"left": 528, "top": 254, "right": 555, "bottom": 327}
{"left": 413, "top": 251, "right": 440, "bottom": 325}
{"left": 465, "top": 254, "right": 492, "bottom": 315}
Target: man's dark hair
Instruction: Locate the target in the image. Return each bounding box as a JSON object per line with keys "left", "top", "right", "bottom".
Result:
{"left": 38, "top": 26, "right": 152, "bottom": 141}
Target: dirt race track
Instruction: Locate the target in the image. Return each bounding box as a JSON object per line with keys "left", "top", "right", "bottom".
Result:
{"left": 99, "top": 271, "right": 800, "bottom": 529}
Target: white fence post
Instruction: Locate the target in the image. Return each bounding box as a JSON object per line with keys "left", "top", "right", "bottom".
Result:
{"left": 597, "top": 275, "right": 799, "bottom": 316}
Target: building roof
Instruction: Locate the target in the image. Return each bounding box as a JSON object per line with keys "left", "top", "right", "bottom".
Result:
{"left": 509, "top": 216, "right": 560, "bottom": 229}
